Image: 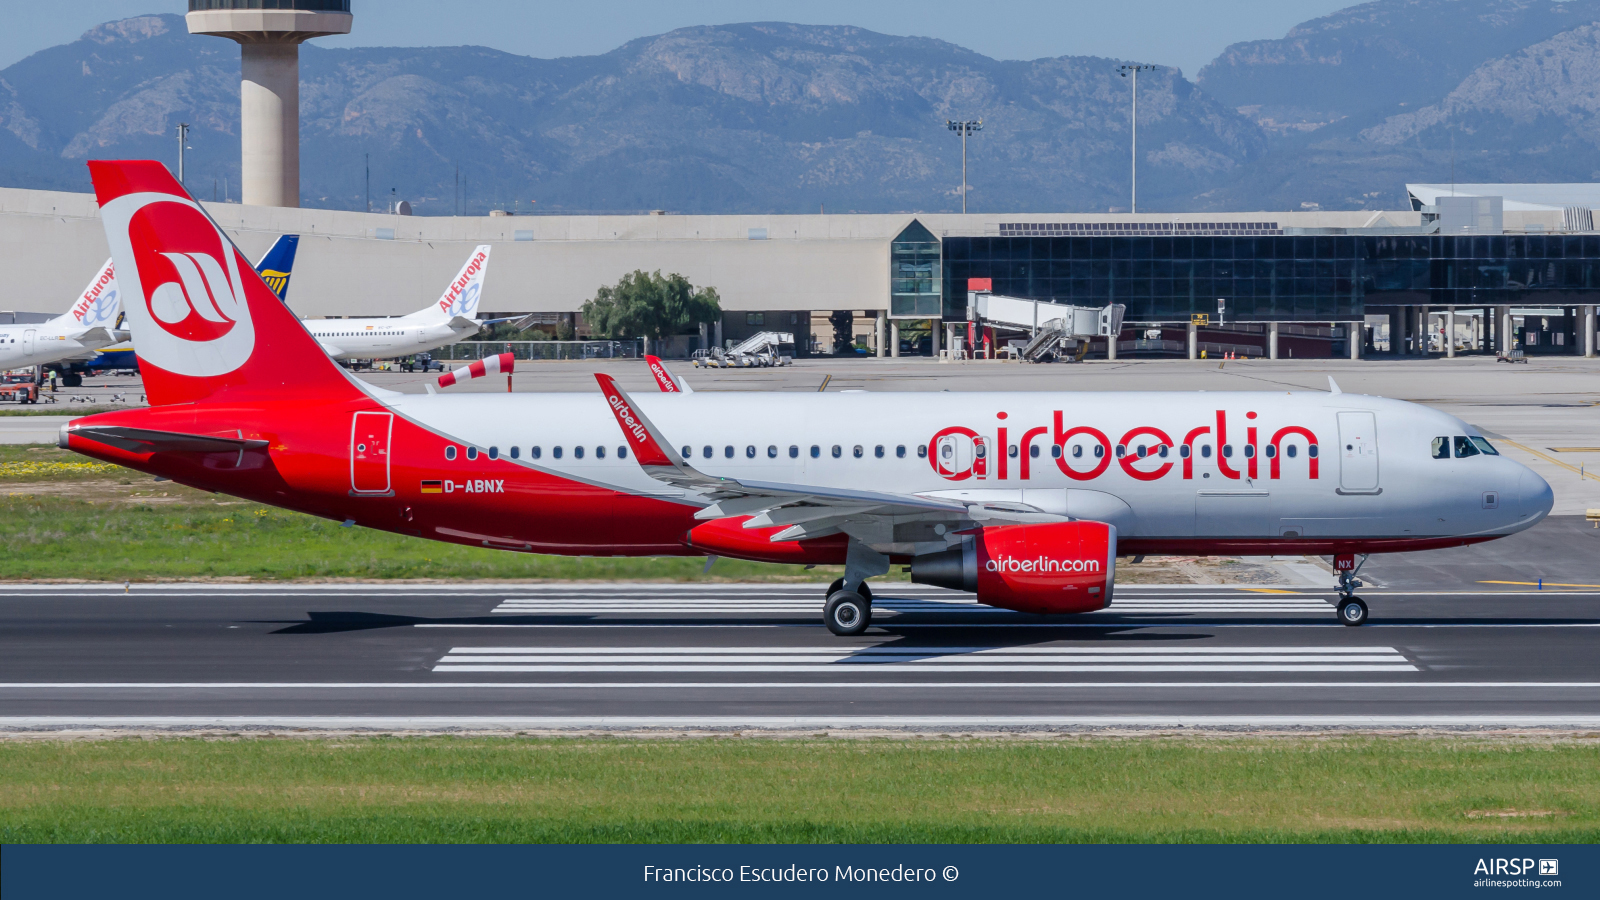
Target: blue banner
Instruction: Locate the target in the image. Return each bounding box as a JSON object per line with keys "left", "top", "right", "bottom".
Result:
{"left": 3, "top": 844, "right": 1592, "bottom": 898}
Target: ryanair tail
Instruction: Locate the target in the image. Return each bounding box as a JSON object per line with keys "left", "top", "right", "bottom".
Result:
{"left": 405, "top": 245, "right": 491, "bottom": 325}
{"left": 255, "top": 234, "right": 299, "bottom": 302}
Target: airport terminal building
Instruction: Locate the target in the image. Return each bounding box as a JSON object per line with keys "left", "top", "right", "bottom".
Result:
{"left": 3, "top": 182, "right": 1598, "bottom": 359}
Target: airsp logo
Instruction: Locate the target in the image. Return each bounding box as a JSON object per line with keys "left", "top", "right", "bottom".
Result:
{"left": 98, "top": 192, "right": 256, "bottom": 377}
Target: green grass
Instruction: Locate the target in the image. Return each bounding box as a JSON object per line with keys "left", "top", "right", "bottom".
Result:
{"left": 0, "top": 495, "right": 844, "bottom": 581}
{"left": 2, "top": 736, "right": 1598, "bottom": 842}
{"left": 0, "top": 405, "right": 137, "bottom": 417}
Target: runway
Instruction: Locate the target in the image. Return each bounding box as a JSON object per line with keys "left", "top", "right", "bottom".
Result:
{"left": 2, "top": 581, "right": 1599, "bottom": 731}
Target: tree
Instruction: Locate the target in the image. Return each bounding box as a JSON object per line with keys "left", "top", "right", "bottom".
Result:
{"left": 582, "top": 270, "right": 721, "bottom": 342}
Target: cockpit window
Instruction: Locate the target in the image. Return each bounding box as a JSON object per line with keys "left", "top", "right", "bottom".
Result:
{"left": 1469, "top": 436, "right": 1499, "bottom": 456}
{"left": 1431, "top": 437, "right": 1450, "bottom": 460}
{"left": 1453, "top": 436, "right": 1480, "bottom": 458}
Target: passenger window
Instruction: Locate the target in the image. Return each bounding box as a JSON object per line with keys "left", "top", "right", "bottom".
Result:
{"left": 574, "top": 446, "right": 585, "bottom": 459}
{"left": 1072, "top": 445, "right": 1083, "bottom": 458}
{"left": 488, "top": 446, "right": 499, "bottom": 460}
{"left": 553, "top": 446, "right": 563, "bottom": 459}
{"left": 790, "top": 445, "right": 800, "bottom": 458}
{"left": 724, "top": 445, "right": 734, "bottom": 459}
{"left": 896, "top": 445, "right": 906, "bottom": 458}
{"left": 917, "top": 445, "right": 927, "bottom": 458}
{"left": 1029, "top": 445, "right": 1040, "bottom": 458}
{"left": 875, "top": 445, "right": 884, "bottom": 458}
{"left": 832, "top": 445, "right": 842, "bottom": 458}
{"left": 1009, "top": 444, "right": 1019, "bottom": 458}
{"left": 1093, "top": 445, "right": 1104, "bottom": 458}
{"left": 1221, "top": 445, "right": 1233, "bottom": 458}
{"left": 745, "top": 445, "right": 756, "bottom": 458}
{"left": 1264, "top": 444, "right": 1277, "bottom": 459}
{"left": 1470, "top": 436, "right": 1498, "bottom": 456}
{"left": 1432, "top": 437, "right": 1450, "bottom": 460}
{"left": 1136, "top": 444, "right": 1147, "bottom": 458}
{"left": 1243, "top": 445, "right": 1255, "bottom": 459}
{"left": 1051, "top": 445, "right": 1062, "bottom": 459}
{"left": 768, "top": 445, "right": 778, "bottom": 458}
{"left": 702, "top": 446, "right": 713, "bottom": 459}
{"left": 618, "top": 446, "right": 628, "bottom": 459}
{"left": 466, "top": 447, "right": 478, "bottom": 461}
{"left": 853, "top": 445, "right": 863, "bottom": 458}
{"left": 1308, "top": 445, "right": 1319, "bottom": 458}
{"left": 531, "top": 446, "right": 541, "bottom": 459}
{"left": 596, "top": 446, "right": 606, "bottom": 459}
{"left": 1157, "top": 445, "right": 1169, "bottom": 458}
{"left": 811, "top": 445, "right": 821, "bottom": 458}
{"left": 681, "top": 446, "right": 691, "bottom": 458}
{"left": 445, "top": 445, "right": 457, "bottom": 461}
{"left": 1115, "top": 444, "right": 1126, "bottom": 458}
{"left": 1179, "top": 444, "right": 1190, "bottom": 459}
{"left": 1454, "top": 436, "right": 1480, "bottom": 458}
{"left": 1286, "top": 445, "right": 1297, "bottom": 458}
{"left": 510, "top": 446, "right": 520, "bottom": 460}
{"left": 976, "top": 444, "right": 987, "bottom": 459}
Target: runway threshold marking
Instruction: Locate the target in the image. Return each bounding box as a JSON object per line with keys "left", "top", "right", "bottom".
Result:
{"left": 430, "top": 644, "right": 1417, "bottom": 674}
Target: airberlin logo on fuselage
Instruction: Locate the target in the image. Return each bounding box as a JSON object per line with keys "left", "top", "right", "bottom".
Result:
{"left": 986, "top": 555, "right": 1100, "bottom": 574}
{"left": 930, "top": 409, "right": 1322, "bottom": 484}
{"left": 439, "top": 252, "right": 487, "bottom": 315}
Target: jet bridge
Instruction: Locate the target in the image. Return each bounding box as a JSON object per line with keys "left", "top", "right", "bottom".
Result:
{"left": 968, "top": 291, "right": 1124, "bottom": 361}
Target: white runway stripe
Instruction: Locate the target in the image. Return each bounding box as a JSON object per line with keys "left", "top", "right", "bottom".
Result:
{"left": 488, "top": 594, "right": 1334, "bottom": 615}
{"left": 430, "top": 644, "right": 1416, "bottom": 674}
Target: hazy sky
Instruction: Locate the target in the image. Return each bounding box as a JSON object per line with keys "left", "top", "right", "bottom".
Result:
{"left": 1, "top": 1, "right": 1370, "bottom": 75}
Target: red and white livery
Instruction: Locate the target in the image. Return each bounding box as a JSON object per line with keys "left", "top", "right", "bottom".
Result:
{"left": 63, "top": 161, "right": 1554, "bottom": 634}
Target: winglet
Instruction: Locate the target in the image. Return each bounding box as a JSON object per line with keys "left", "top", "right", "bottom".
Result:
{"left": 644, "top": 355, "right": 680, "bottom": 392}
{"left": 595, "top": 373, "right": 683, "bottom": 468}
{"left": 1328, "top": 376, "right": 1342, "bottom": 395}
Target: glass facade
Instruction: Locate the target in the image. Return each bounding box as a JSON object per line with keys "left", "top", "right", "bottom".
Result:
{"left": 938, "top": 233, "right": 1600, "bottom": 322}
{"left": 890, "top": 220, "right": 942, "bottom": 318}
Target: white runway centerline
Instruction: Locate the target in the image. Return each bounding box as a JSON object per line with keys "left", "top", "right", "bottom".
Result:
{"left": 432, "top": 644, "right": 1416, "bottom": 675}
{"left": 487, "top": 585, "right": 1333, "bottom": 617}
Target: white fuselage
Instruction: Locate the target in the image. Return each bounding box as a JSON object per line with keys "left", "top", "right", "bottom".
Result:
{"left": 387, "top": 389, "right": 1552, "bottom": 550}
{"left": 0, "top": 323, "right": 122, "bottom": 370}
{"left": 307, "top": 317, "right": 477, "bottom": 360}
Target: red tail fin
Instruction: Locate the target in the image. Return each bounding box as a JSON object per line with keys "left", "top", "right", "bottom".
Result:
{"left": 88, "top": 160, "right": 364, "bottom": 407}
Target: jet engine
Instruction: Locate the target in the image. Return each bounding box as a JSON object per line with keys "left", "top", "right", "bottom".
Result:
{"left": 910, "top": 521, "right": 1116, "bottom": 614}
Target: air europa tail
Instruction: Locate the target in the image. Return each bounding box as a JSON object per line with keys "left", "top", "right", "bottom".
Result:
{"left": 87, "top": 160, "right": 365, "bottom": 407}
{"left": 48, "top": 258, "right": 120, "bottom": 331}
{"left": 405, "top": 245, "right": 491, "bottom": 324}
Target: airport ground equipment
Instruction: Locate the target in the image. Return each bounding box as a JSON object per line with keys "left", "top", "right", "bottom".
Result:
{"left": 968, "top": 291, "right": 1125, "bottom": 362}
{"left": 692, "top": 331, "right": 795, "bottom": 367}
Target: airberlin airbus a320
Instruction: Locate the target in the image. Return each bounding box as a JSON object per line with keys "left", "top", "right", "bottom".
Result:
{"left": 63, "top": 161, "right": 1553, "bottom": 633}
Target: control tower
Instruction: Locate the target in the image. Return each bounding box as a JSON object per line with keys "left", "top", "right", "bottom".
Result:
{"left": 186, "top": 1, "right": 352, "bottom": 208}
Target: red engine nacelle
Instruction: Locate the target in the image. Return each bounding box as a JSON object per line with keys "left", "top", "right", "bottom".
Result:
{"left": 910, "top": 521, "right": 1116, "bottom": 614}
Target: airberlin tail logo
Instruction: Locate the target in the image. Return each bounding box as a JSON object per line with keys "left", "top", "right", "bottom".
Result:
{"left": 99, "top": 193, "right": 258, "bottom": 378}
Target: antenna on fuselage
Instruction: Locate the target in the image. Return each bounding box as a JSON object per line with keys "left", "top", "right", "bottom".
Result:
{"left": 1328, "top": 377, "right": 1342, "bottom": 394}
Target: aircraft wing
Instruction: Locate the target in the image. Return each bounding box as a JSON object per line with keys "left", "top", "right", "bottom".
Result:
{"left": 593, "top": 373, "right": 1060, "bottom": 543}
{"left": 68, "top": 425, "right": 269, "bottom": 455}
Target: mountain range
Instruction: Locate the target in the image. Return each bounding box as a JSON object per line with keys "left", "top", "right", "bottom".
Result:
{"left": 4, "top": 1, "right": 1600, "bottom": 214}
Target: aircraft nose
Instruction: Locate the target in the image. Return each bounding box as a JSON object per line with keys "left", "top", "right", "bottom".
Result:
{"left": 1519, "top": 467, "right": 1554, "bottom": 523}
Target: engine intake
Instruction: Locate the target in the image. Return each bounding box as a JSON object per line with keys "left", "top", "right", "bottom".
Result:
{"left": 911, "top": 521, "right": 1116, "bottom": 614}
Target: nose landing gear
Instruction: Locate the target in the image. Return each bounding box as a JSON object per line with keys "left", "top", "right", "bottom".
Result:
{"left": 1334, "top": 553, "right": 1370, "bottom": 626}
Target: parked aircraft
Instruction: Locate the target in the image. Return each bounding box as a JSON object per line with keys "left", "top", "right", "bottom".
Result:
{"left": 0, "top": 259, "right": 126, "bottom": 380}
{"left": 304, "top": 246, "right": 496, "bottom": 360}
{"left": 63, "top": 161, "right": 1554, "bottom": 636}
{"left": 645, "top": 354, "right": 692, "bottom": 392}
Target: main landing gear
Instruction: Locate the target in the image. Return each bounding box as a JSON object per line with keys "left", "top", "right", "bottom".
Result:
{"left": 823, "top": 542, "right": 889, "bottom": 636}
{"left": 1334, "top": 553, "right": 1370, "bottom": 626}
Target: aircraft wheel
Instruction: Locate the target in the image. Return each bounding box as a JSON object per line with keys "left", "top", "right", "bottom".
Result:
{"left": 61, "top": 373, "right": 82, "bottom": 388}
{"left": 826, "top": 578, "right": 872, "bottom": 603}
{"left": 824, "top": 591, "right": 871, "bottom": 636}
{"left": 1336, "top": 597, "right": 1369, "bottom": 627}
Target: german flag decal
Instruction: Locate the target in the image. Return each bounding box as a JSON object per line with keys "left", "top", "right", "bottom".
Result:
{"left": 420, "top": 480, "right": 443, "bottom": 494}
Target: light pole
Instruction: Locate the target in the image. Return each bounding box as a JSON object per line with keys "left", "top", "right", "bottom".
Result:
{"left": 1116, "top": 64, "right": 1157, "bottom": 213}
{"left": 946, "top": 119, "right": 982, "bottom": 213}
{"left": 176, "top": 122, "right": 191, "bottom": 186}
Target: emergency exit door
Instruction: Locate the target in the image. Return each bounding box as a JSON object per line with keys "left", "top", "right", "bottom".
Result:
{"left": 350, "top": 411, "right": 393, "bottom": 495}
{"left": 1336, "top": 411, "right": 1380, "bottom": 492}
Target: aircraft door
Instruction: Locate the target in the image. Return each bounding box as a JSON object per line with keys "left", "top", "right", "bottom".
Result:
{"left": 22, "top": 329, "right": 34, "bottom": 358}
{"left": 1336, "top": 411, "right": 1380, "bottom": 492}
{"left": 350, "top": 411, "right": 394, "bottom": 495}
{"left": 935, "top": 431, "right": 976, "bottom": 479}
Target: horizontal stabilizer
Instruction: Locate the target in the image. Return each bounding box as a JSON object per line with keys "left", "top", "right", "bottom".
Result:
{"left": 447, "top": 315, "right": 481, "bottom": 332}
{"left": 67, "top": 425, "right": 268, "bottom": 455}
{"left": 73, "top": 326, "right": 115, "bottom": 346}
